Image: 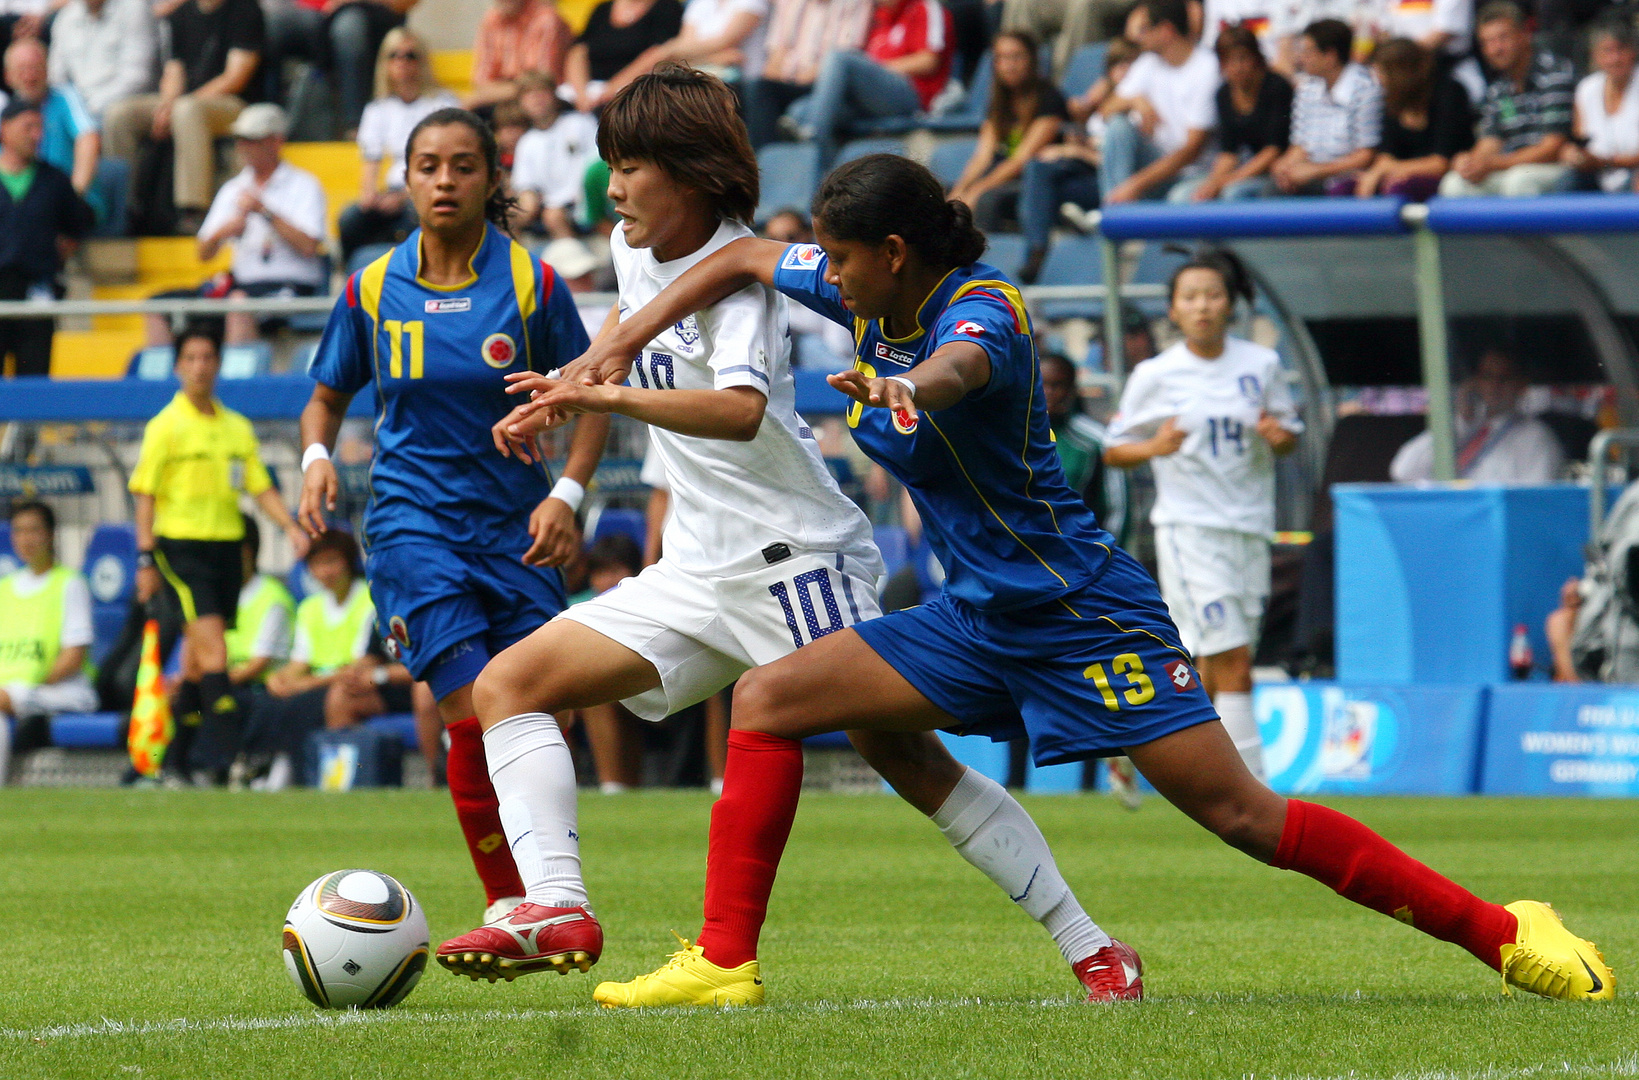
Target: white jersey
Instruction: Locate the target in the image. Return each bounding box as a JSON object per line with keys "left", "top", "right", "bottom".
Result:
{"left": 1107, "top": 336, "right": 1302, "bottom": 536}
{"left": 610, "top": 219, "right": 881, "bottom": 578}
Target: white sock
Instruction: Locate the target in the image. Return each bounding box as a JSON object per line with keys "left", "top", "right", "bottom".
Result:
{"left": 484, "top": 713, "right": 588, "bottom": 909}
{"left": 265, "top": 753, "right": 292, "bottom": 792}
{"left": 0, "top": 714, "right": 11, "bottom": 785}
{"left": 1215, "top": 691, "right": 1265, "bottom": 782}
{"left": 932, "top": 767, "right": 1111, "bottom": 965}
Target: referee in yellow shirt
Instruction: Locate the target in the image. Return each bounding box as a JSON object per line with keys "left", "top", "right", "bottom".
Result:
{"left": 129, "top": 325, "right": 308, "bottom": 784}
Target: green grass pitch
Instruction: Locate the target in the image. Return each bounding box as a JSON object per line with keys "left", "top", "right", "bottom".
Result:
{"left": 2, "top": 788, "right": 1636, "bottom": 1079}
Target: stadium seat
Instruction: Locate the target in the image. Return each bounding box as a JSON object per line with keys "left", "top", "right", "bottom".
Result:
{"left": 928, "top": 138, "right": 977, "bottom": 188}
{"left": 755, "top": 142, "right": 822, "bottom": 225}
{"left": 129, "top": 345, "right": 175, "bottom": 379}
{"left": 220, "top": 342, "right": 273, "bottom": 379}
{"left": 430, "top": 50, "right": 474, "bottom": 100}
{"left": 1034, "top": 235, "right": 1106, "bottom": 319}
{"left": 924, "top": 53, "right": 992, "bottom": 132}
{"left": 872, "top": 523, "right": 912, "bottom": 577}
{"left": 590, "top": 507, "right": 646, "bottom": 549}
{"left": 1132, "top": 241, "right": 1189, "bottom": 287}
{"left": 291, "top": 341, "right": 320, "bottom": 374}
{"left": 83, "top": 523, "right": 137, "bottom": 665}
{"left": 50, "top": 712, "right": 124, "bottom": 749}
{"left": 982, "top": 233, "right": 1029, "bottom": 280}
{"left": 365, "top": 713, "right": 420, "bottom": 748}
{"left": 836, "top": 136, "right": 906, "bottom": 167}
{"left": 1059, "top": 42, "right": 1108, "bottom": 99}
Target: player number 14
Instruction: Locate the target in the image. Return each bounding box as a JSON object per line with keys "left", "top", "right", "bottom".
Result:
{"left": 1083, "top": 653, "right": 1155, "bottom": 711}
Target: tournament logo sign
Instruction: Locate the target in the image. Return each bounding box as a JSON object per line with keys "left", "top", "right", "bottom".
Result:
{"left": 481, "top": 333, "right": 517, "bottom": 369}
{"left": 385, "top": 616, "right": 412, "bottom": 660}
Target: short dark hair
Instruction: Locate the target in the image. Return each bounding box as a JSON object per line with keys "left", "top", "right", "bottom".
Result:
{"left": 8, "top": 499, "right": 54, "bottom": 534}
{"left": 1214, "top": 22, "right": 1267, "bottom": 67}
{"left": 812, "top": 154, "right": 987, "bottom": 270}
{"left": 585, "top": 534, "right": 643, "bottom": 578}
{"left": 1588, "top": 11, "right": 1636, "bottom": 49}
{"left": 1303, "top": 18, "right": 1354, "bottom": 63}
{"left": 597, "top": 62, "right": 760, "bottom": 226}
{"left": 1168, "top": 246, "right": 1255, "bottom": 307}
{"left": 1141, "top": 0, "right": 1190, "bottom": 36}
{"left": 1475, "top": 0, "right": 1526, "bottom": 29}
{"left": 241, "top": 512, "right": 261, "bottom": 563}
{"left": 1038, "top": 352, "right": 1076, "bottom": 380}
{"left": 174, "top": 322, "right": 223, "bottom": 363}
{"left": 305, "top": 528, "right": 362, "bottom": 575}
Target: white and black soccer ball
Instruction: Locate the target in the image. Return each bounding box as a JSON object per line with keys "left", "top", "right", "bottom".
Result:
{"left": 282, "top": 869, "right": 429, "bottom": 1009}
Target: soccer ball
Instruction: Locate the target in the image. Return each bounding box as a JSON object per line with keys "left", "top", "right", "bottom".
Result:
{"left": 282, "top": 869, "right": 429, "bottom": 1009}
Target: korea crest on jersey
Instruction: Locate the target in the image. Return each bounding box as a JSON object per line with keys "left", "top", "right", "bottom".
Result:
{"left": 674, "top": 314, "right": 701, "bottom": 349}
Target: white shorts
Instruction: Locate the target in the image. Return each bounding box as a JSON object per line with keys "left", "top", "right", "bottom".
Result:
{"left": 556, "top": 551, "right": 883, "bottom": 721}
{"left": 4, "top": 675, "right": 99, "bottom": 720}
{"left": 1154, "top": 524, "right": 1270, "bottom": 658}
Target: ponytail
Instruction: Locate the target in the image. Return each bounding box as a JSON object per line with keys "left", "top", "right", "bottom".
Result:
{"left": 812, "top": 154, "right": 987, "bottom": 270}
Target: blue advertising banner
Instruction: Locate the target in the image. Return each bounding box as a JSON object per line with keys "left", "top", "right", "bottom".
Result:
{"left": 1482, "top": 684, "right": 1639, "bottom": 797}
{"left": 0, "top": 465, "right": 95, "bottom": 497}
{"left": 1254, "top": 683, "right": 1485, "bottom": 795}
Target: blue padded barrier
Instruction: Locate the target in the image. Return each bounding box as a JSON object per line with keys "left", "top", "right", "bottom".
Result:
{"left": 365, "top": 712, "right": 420, "bottom": 748}
{"left": 84, "top": 523, "right": 137, "bottom": 665}
{"left": 591, "top": 507, "right": 646, "bottom": 549}
{"left": 1100, "top": 197, "right": 1407, "bottom": 240}
{"left": 1059, "top": 42, "right": 1108, "bottom": 98}
{"left": 50, "top": 712, "right": 124, "bottom": 748}
{"left": 928, "top": 137, "right": 978, "bottom": 188}
{"left": 0, "top": 375, "right": 376, "bottom": 422}
{"left": 1426, "top": 193, "right": 1639, "bottom": 234}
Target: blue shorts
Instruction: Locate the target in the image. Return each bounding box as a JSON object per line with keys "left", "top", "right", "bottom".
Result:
{"left": 365, "top": 543, "right": 566, "bottom": 700}
{"left": 854, "top": 547, "right": 1218, "bottom": 765}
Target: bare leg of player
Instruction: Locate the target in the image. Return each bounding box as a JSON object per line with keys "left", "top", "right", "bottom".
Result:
{"left": 1195, "top": 644, "right": 1263, "bottom": 781}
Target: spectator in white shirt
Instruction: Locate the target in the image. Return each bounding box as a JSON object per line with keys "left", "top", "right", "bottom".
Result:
{"left": 648, "top": 0, "right": 768, "bottom": 86}
{"left": 1272, "top": 17, "right": 1381, "bottom": 193}
{"left": 508, "top": 71, "right": 599, "bottom": 241}
{"left": 146, "top": 104, "right": 327, "bottom": 347}
{"left": 1562, "top": 15, "right": 1639, "bottom": 194}
{"left": 0, "top": 500, "right": 98, "bottom": 783}
{"left": 337, "top": 28, "right": 456, "bottom": 265}
{"left": 45, "top": 0, "right": 154, "bottom": 120}
{"left": 1099, "top": 0, "right": 1220, "bottom": 204}
{"left": 1389, "top": 348, "right": 1567, "bottom": 484}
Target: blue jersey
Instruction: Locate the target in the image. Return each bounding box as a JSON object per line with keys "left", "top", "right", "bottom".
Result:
{"left": 310, "top": 224, "right": 590, "bottom": 554}
{"left": 772, "top": 245, "right": 1113, "bottom": 610}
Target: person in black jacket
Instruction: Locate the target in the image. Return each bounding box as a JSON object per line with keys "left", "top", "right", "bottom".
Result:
{"left": 0, "top": 98, "right": 94, "bottom": 377}
{"left": 1177, "top": 23, "right": 1293, "bottom": 202}
{"left": 1357, "top": 37, "right": 1474, "bottom": 199}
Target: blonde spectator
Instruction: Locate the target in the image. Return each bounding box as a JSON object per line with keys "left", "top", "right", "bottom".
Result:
{"left": 467, "top": 0, "right": 574, "bottom": 107}
{"left": 1562, "top": 15, "right": 1639, "bottom": 194}
{"left": 338, "top": 28, "right": 457, "bottom": 263}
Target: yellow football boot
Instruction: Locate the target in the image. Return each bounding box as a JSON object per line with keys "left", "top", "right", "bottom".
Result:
{"left": 1500, "top": 901, "right": 1615, "bottom": 1002}
{"left": 593, "top": 940, "right": 764, "bottom": 1008}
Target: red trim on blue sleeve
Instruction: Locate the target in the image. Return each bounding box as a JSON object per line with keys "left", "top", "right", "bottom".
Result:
{"left": 966, "top": 289, "right": 1022, "bottom": 333}
{"left": 539, "top": 260, "right": 558, "bottom": 305}
{"left": 344, "top": 271, "right": 359, "bottom": 308}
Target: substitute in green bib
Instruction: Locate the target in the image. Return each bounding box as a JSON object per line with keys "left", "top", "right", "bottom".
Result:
{"left": 226, "top": 515, "right": 296, "bottom": 687}
{"left": 0, "top": 501, "right": 98, "bottom": 783}
{"left": 128, "top": 324, "right": 308, "bottom": 785}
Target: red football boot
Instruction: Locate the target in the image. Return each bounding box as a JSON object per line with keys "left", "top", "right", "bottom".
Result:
{"left": 1073, "top": 940, "right": 1144, "bottom": 1002}
{"left": 436, "top": 903, "right": 603, "bottom": 982}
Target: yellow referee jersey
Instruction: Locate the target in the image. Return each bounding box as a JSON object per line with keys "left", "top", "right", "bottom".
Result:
{"left": 128, "top": 393, "right": 272, "bottom": 541}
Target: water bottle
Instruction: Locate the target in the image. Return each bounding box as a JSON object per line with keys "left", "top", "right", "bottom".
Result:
{"left": 1509, "top": 624, "right": 1534, "bottom": 681}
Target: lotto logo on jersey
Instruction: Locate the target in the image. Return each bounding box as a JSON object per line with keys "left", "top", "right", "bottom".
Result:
{"left": 481, "top": 333, "right": 517, "bottom": 369}
{"left": 953, "top": 320, "right": 985, "bottom": 338}
{"left": 892, "top": 407, "right": 918, "bottom": 435}
{"left": 1164, "top": 660, "right": 1198, "bottom": 693}
{"left": 780, "top": 244, "right": 824, "bottom": 270}
{"left": 875, "top": 342, "right": 915, "bottom": 367}
{"left": 425, "top": 297, "right": 471, "bottom": 314}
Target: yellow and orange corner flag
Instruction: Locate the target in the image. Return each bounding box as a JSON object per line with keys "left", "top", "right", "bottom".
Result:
{"left": 127, "top": 619, "right": 172, "bottom": 777}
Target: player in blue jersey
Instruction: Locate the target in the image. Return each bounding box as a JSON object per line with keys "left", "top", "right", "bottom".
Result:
{"left": 558, "top": 153, "right": 1615, "bottom": 1006}
{"left": 296, "top": 108, "right": 610, "bottom": 922}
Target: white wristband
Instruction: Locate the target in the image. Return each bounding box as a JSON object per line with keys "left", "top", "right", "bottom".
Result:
{"left": 301, "top": 443, "right": 331, "bottom": 473}
{"left": 886, "top": 375, "right": 917, "bottom": 401}
{"left": 550, "top": 477, "right": 586, "bottom": 513}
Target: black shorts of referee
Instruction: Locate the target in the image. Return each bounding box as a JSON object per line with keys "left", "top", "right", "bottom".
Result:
{"left": 153, "top": 538, "right": 243, "bottom": 626}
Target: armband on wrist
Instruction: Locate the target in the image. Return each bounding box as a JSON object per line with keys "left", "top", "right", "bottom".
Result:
{"left": 372, "top": 666, "right": 390, "bottom": 686}
{"left": 886, "top": 375, "right": 917, "bottom": 400}
{"left": 549, "top": 477, "right": 586, "bottom": 513}
{"left": 301, "top": 443, "right": 331, "bottom": 473}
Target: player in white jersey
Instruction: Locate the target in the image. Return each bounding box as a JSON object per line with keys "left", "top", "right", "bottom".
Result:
{"left": 436, "top": 65, "right": 1121, "bottom": 1005}
{"left": 1105, "top": 249, "right": 1302, "bottom": 781}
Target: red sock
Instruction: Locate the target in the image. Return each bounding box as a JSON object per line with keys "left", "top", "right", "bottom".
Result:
{"left": 446, "top": 717, "right": 526, "bottom": 905}
{"left": 694, "top": 730, "right": 804, "bottom": 968}
{"left": 1273, "top": 799, "right": 1517, "bottom": 970}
